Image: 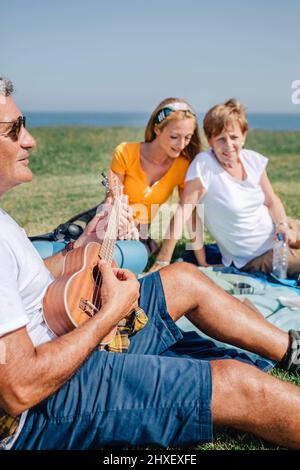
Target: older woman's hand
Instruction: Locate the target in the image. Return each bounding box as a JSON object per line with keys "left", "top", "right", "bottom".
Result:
{"left": 275, "top": 224, "right": 298, "bottom": 246}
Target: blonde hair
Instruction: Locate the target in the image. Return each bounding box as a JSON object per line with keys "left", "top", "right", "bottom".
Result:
{"left": 144, "top": 97, "right": 202, "bottom": 162}
{"left": 203, "top": 98, "right": 249, "bottom": 140}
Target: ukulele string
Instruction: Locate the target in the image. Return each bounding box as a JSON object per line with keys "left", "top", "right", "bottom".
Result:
{"left": 93, "top": 199, "right": 119, "bottom": 309}
{"left": 93, "top": 176, "right": 122, "bottom": 311}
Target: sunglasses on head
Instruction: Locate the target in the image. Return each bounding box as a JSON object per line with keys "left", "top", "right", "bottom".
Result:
{"left": 0, "top": 116, "right": 26, "bottom": 141}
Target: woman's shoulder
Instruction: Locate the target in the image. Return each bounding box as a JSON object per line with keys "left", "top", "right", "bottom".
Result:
{"left": 242, "top": 149, "right": 268, "bottom": 171}
{"left": 185, "top": 150, "right": 215, "bottom": 182}
{"left": 189, "top": 149, "right": 216, "bottom": 169}
{"left": 114, "top": 141, "right": 140, "bottom": 154}
{"left": 113, "top": 142, "right": 141, "bottom": 165}
{"left": 174, "top": 155, "right": 190, "bottom": 170}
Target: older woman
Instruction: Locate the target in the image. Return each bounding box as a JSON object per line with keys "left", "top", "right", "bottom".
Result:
{"left": 154, "top": 99, "right": 300, "bottom": 278}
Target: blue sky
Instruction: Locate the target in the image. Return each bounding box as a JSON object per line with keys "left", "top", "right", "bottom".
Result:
{"left": 1, "top": 0, "right": 300, "bottom": 113}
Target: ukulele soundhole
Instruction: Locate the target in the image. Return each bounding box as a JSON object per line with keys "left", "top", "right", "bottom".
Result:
{"left": 92, "top": 266, "right": 102, "bottom": 286}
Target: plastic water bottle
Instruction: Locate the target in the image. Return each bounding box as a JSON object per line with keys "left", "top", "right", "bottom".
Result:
{"left": 272, "top": 233, "right": 288, "bottom": 279}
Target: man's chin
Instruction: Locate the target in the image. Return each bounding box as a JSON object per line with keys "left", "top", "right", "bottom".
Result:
{"left": 17, "top": 169, "right": 33, "bottom": 185}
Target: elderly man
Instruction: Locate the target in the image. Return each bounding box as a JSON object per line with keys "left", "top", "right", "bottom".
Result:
{"left": 1, "top": 75, "right": 300, "bottom": 450}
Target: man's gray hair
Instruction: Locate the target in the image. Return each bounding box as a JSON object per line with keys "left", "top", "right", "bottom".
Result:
{"left": 0, "top": 74, "right": 14, "bottom": 96}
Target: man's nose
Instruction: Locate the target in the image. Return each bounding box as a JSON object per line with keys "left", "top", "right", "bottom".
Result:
{"left": 21, "top": 127, "right": 36, "bottom": 149}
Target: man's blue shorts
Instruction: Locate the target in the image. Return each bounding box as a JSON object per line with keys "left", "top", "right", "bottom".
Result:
{"left": 12, "top": 271, "right": 269, "bottom": 450}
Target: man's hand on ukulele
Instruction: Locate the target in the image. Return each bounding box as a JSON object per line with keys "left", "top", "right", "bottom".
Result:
{"left": 97, "top": 260, "right": 140, "bottom": 321}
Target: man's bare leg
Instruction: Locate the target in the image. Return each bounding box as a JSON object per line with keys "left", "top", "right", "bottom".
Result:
{"left": 211, "top": 359, "right": 300, "bottom": 448}
{"left": 159, "top": 263, "right": 288, "bottom": 363}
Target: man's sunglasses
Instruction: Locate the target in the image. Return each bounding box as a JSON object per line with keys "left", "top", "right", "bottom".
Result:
{"left": 0, "top": 116, "right": 26, "bottom": 141}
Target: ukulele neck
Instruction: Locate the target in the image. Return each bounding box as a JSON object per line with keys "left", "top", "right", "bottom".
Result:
{"left": 99, "top": 198, "right": 122, "bottom": 264}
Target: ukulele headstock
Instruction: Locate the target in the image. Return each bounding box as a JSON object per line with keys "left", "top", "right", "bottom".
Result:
{"left": 101, "top": 171, "right": 123, "bottom": 200}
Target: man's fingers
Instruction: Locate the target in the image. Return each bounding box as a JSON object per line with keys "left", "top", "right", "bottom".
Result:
{"left": 97, "top": 260, "right": 115, "bottom": 280}
{"left": 112, "top": 267, "right": 137, "bottom": 281}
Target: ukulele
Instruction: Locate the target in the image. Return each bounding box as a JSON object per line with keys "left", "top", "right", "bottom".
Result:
{"left": 43, "top": 171, "right": 145, "bottom": 347}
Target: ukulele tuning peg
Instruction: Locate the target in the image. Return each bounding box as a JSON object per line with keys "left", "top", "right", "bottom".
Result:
{"left": 100, "top": 171, "right": 109, "bottom": 189}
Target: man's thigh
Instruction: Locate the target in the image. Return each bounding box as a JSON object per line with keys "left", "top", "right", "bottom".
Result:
{"left": 14, "top": 350, "right": 213, "bottom": 449}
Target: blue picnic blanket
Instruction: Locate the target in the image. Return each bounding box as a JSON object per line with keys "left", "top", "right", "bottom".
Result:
{"left": 176, "top": 244, "right": 300, "bottom": 370}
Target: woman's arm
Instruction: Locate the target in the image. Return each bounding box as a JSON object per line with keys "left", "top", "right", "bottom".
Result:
{"left": 149, "top": 178, "right": 206, "bottom": 271}
{"left": 185, "top": 207, "right": 209, "bottom": 266}
{"left": 260, "top": 170, "right": 298, "bottom": 245}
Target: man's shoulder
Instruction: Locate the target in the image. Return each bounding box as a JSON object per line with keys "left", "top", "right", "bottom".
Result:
{"left": 0, "top": 209, "right": 24, "bottom": 242}
{"left": 0, "top": 207, "right": 8, "bottom": 217}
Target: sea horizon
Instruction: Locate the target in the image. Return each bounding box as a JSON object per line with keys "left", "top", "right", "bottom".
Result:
{"left": 24, "top": 111, "right": 300, "bottom": 131}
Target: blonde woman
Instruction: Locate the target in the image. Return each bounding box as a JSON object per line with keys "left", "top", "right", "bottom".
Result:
{"left": 109, "top": 97, "right": 201, "bottom": 262}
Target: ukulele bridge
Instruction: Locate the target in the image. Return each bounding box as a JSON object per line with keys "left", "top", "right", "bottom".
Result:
{"left": 79, "top": 298, "right": 98, "bottom": 317}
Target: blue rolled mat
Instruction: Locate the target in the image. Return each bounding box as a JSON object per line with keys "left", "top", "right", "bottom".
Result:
{"left": 32, "top": 239, "right": 148, "bottom": 275}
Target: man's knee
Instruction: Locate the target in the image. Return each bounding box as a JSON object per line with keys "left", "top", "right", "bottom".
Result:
{"left": 211, "top": 359, "right": 267, "bottom": 425}
{"left": 161, "top": 261, "right": 206, "bottom": 287}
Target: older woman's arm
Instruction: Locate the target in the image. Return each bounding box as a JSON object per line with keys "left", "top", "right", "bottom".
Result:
{"left": 260, "top": 170, "right": 298, "bottom": 246}
{"left": 149, "top": 178, "right": 207, "bottom": 271}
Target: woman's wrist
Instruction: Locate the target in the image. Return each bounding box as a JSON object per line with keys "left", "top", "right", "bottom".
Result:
{"left": 154, "top": 260, "right": 170, "bottom": 267}
{"left": 275, "top": 221, "right": 288, "bottom": 229}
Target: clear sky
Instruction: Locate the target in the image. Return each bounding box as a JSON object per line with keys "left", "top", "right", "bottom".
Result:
{"left": 1, "top": 0, "right": 300, "bottom": 113}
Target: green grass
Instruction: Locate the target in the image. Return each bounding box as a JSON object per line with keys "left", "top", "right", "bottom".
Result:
{"left": 2, "top": 126, "right": 300, "bottom": 450}
{"left": 3, "top": 127, "right": 300, "bottom": 234}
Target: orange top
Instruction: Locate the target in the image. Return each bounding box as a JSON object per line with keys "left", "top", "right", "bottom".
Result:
{"left": 110, "top": 142, "right": 189, "bottom": 223}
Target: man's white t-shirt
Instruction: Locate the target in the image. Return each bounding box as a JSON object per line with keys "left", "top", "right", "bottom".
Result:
{"left": 185, "top": 149, "right": 275, "bottom": 268}
{"left": 0, "top": 209, "right": 54, "bottom": 343}
{"left": 0, "top": 209, "right": 55, "bottom": 449}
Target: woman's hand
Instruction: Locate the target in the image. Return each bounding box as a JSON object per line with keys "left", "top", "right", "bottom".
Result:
{"left": 275, "top": 224, "right": 298, "bottom": 245}
{"left": 74, "top": 196, "right": 138, "bottom": 247}
{"left": 118, "top": 195, "right": 140, "bottom": 241}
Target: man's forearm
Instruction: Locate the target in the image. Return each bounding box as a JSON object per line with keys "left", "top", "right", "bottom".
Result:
{"left": 3, "top": 306, "right": 119, "bottom": 415}
{"left": 44, "top": 249, "right": 66, "bottom": 278}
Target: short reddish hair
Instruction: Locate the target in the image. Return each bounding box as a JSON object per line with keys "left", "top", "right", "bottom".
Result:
{"left": 203, "top": 98, "right": 248, "bottom": 140}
